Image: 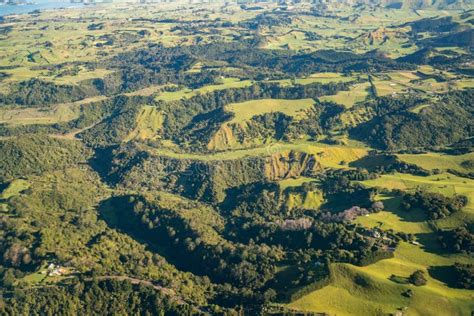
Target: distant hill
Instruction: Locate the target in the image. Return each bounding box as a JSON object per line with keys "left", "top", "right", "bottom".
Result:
{"left": 310, "top": 0, "right": 472, "bottom": 10}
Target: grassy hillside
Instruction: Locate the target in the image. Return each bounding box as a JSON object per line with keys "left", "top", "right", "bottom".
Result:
{"left": 397, "top": 152, "right": 474, "bottom": 173}
{"left": 225, "top": 98, "right": 315, "bottom": 124}
{"left": 290, "top": 244, "right": 473, "bottom": 315}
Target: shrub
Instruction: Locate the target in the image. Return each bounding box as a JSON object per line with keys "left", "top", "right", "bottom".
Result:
{"left": 409, "top": 270, "right": 427, "bottom": 286}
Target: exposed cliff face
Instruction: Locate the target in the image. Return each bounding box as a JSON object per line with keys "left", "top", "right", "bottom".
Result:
{"left": 207, "top": 124, "right": 240, "bottom": 151}
{"left": 206, "top": 120, "right": 276, "bottom": 151}
{"left": 109, "top": 146, "right": 322, "bottom": 203}
{"left": 264, "top": 151, "right": 320, "bottom": 180}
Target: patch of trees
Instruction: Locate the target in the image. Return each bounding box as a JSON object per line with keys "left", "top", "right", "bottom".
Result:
{"left": 351, "top": 90, "right": 474, "bottom": 150}
{"left": 225, "top": 215, "right": 395, "bottom": 266}
{"left": 105, "top": 145, "right": 278, "bottom": 203}
{"left": 282, "top": 264, "right": 332, "bottom": 302}
{"left": 0, "top": 78, "right": 102, "bottom": 107}
{"left": 0, "top": 136, "right": 91, "bottom": 182}
{"left": 114, "top": 41, "right": 413, "bottom": 85}
{"left": 1, "top": 279, "right": 197, "bottom": 315}
{"left": 318, "top": 169, "right": 378, "bottom": 212}
{"left": 450, "top": 263, "right": 473, "bottom": 289}
{"left": 239, "top": 13, "right": 293, "bottom": 29}
{"left": 438, "top": 226, "right": 473, "bottom": 254}
{"left": 397, "top": 47, "right": 473, "bottom": 70}
{"left": 428, "top": 29, "right": 474, "bottom": 48}
{"left": 350, "top": 153, "right": 430, "bottom": 176}
{"left": 87, "top": 22, "right": 105, "bottom": 30}
{"left": 409, "top": 270, "right": 427, "bottom": 286}
{"left": 0, "top": 72, "right": 11, "bottom": 82}
{"left": 106, "top": 195, "right": 281, "bottom": 295}
{"left": 0, "top": 216, "right": 38, "bottom": 272}
{"left": 406, "top": 16, "right": 460, "bottom": 33}
{"left": 221, "top": 174, "right": 395, "bottom": 265}
{"left": 0, "top": 26, "right": 12, "bottom": 35}
{"left": 401, "top": 191, "right": 468, "bottom": 220}
{"left": 77, "top": 97, "right": 152, "bottom": 146}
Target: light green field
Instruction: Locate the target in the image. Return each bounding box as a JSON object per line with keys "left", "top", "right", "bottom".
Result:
{"left": 289, "top": 245, "right": 473, "bottom": 316}
{"left": 145, "top": 140, "right": 368, "bottom": 168}
{"left": 270, "top": 73, "right": 357, "bottom": 86}
{"left": 372, "top": 79, "right": 409, "bottom": 96}
{"left": 47, "top": 68, "right": 113, "bottom": 85}
{"left": 319, "top": 82, "right": 371, "bottom": 108}
{"left": 0, "top": 66, "right": 111, "bottom": 87}
{"left": 0, "top": 96, "right": 107, "bottom": 126}
{"left": 225, "top": 98, "right": 315, "bottom": 124}
{"left": 285, "top": 190, "right": 324, "bottom": 211}
{"left": 397, "top": 152, "right": 474, "bottom": 173}
{"left": 20, "top": 271, "right": 47, "bottom": 285}
{"left": 387, "top": 71, "right": 421, "bottom": 82}
{"left": 155, "top": 78, "right": 254, "bottom": 101}
{"left": 278, "top": 177, "right": 317, "bottom": 190}
{"left": 409, "top": 103, "right": 431, "bottom": 113}
{"left": 354, "top": 193, "right": 431, "bottom": 234}
{"left": 370, "top": 69, "right": 472, "bottom": 97}
{"left": 0, "top": 104, "right": 79, "bottom": 126}
{"left": 360, "top": 172, "right": 474, "bottom": 212}
{"left": 304, "top": 72, "right": 356, "bottom": 84}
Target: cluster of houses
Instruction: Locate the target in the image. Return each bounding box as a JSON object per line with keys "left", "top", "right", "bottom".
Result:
{"left": 41, "top": 263, "right": 67, "bottom": 277}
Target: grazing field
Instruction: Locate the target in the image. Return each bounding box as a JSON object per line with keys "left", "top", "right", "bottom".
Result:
{"left": 0, "top": 67, "right": 113, "bottom": 87}
{"left": 354, "top": 193, "right": 432, "bottom": 234}
{"left": 397, "top": 152, "right": 474, "bottom": 173}
{"left": 155, "top": 78, "right": 254, "bottom": 101}
{"left": 0, "top": 96, "right": 107, "bottom": 126}
{"left": 270, "top": 72, "right": 357, "bottom": 86}
{"left": 359, "top": 173, "right": 474, "bottom": 220}
{"left": 285, "top": 190, "right": 324, "bottom": 210}
{"left": 0, "top": 104, "right": 79, "bottom": 126}
{"left": 371, "top": 76, "right": 410, "bottom": 96}
{"left": 319, "top": 82, "right": 371, "bottom": 108}
{"left": 225, "top": 98, "right": 315, "bottom": 124}
{"left": 278, "top": 177, "right": 318, "bottom": 189}
{"left": 289, "top": 248, "right": 473, "bottom": 316}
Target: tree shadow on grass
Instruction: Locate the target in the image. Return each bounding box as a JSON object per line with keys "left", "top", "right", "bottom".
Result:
{"left": 413, "top": 231, "right": 447, "bottom": 255}
{"left": 379, "top": 193, "right": 428, "bottom": 223}
{"left": 428, "top": 265, "right": 457, "bottom": 288}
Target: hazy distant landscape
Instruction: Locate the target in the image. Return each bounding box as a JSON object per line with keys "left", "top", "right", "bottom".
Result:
{"left": 0, "top": 0, "right": 84, "bottom": 16}
{"left": 0, "top": 0, "right": 473, "bottom": 315}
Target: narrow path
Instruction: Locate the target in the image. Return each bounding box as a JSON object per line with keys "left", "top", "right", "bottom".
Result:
{"left": 89, "top": 275, "right": 177, "bottom": 297}
{"left": 50, "top": 120, "right": 101, "bottom": 140}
